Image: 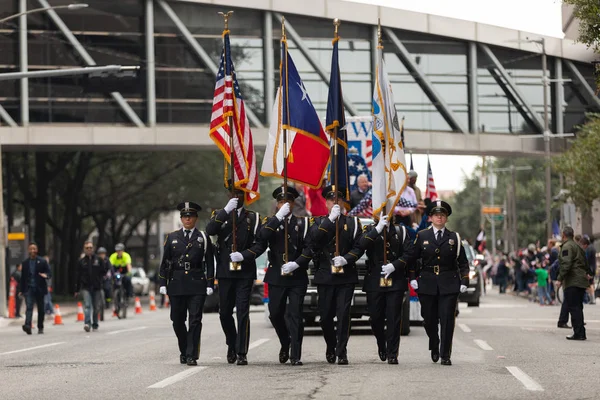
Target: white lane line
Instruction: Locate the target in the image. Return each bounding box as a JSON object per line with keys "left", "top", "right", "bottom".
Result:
{"left": 106, "top": 326, "right": 147, "bottom": 335}
{"left": 458, "top": 324, "right": 472, "bottom": 333}
{"left": 148, "top": 367, "right": 207, "bottom": 389}
{"left": 0, "top": 342, "right": 65, "bottom": 356}
{"left": 248, "top": 338, "right": 270, "bottom": 350}
{"left": 506, "top": 366, "right": 544, "bottom": 391}
{"left": 473, "top": 339, "right": 493, "bottom": 351}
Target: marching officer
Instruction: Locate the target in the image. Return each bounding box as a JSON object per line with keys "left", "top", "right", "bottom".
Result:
{"left": 206, "top": 181, "right": 262, "bottom": 366}
{"left": 159, "top": 202, "right": 215, "bottom": 366}
{"left": 397, "top": 200, "right": 469, "bottom": 366}
{"left": 359, "top": 213, "right": 413, "bottom": 364}
{"left": 291, "top": 185, "right": 363, "bottom": 365}
{"left": 234, "top": 186, "right": 310, "bottom": 366}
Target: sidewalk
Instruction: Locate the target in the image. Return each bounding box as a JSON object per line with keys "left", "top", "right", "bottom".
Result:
{"left": 0, "top": 302, "right": 79, "bottom": 329}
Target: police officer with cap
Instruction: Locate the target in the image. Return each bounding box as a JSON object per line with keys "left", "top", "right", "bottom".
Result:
{"left": 359, "top": 212, "right": 413, "bottom": 364}
{"left": 159, "top": 201, "right": 215, "bottom": 366}
{"left": 290, "top": 185, "right": 364, "bottom": 365}
{"left": 396, "top": 200, "right": 469, "bottom": 366}
{"left": 238, "top": 185, "right": 310, "bottom": 365}
{"left": 206, "top": 180, "right": 262, "bottom": 366}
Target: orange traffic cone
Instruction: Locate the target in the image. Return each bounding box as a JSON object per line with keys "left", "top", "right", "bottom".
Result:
{"left": 53, "top": 304, "right": 63, "bottom": 325}
{"left": 149, "top": 291, "right": 157, "bottom": 311}
{"left": 134, "top": 297, "right": 142, "bottom": 314}
{"left": 76, "top": 302, "right": 84, "bottom": 322}
{"left": 8, "top": 277, "right": 17, "bottom": 318}
{"left": 164, "top": 295, "right": 170, "bottom": 308}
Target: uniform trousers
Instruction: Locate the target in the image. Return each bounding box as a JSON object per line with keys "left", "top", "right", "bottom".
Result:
{"left": 564, "top": 287, "right": 586, "bottom": 338}
{"left": 418, "top": 291, "right": 459, "bottom": 359}
{"left": 268, "top": 284, "right": 307, "bottom": 360}
{"left": 317, "top": 283, "right": 354, "bottom": 357}
{"left": 367, "top": 290, "right": 405, "bottom": 358}
{"left": 218, "top": 278, "right": 253, "bottom": 355}
{"left": 170, "top": 294, "right": 206, "bottom": 359}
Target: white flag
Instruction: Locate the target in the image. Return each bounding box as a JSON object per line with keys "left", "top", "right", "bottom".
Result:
{"left": 371, "top": 46, "right": 408, "bottom": 218}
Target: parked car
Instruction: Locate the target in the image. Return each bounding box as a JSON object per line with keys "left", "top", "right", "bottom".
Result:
{"left": 458, "top": 240, "right": 483, "bottom": 307}
{"left": 131, "top": 267, "right": 150, "bottom": 296}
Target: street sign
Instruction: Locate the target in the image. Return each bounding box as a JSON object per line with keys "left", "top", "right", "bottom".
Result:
{"left": 482, "top": 206, "right": 502, "bottom": 215}
{"left": 491, "top": 214, "right": 505, "bottom": 221}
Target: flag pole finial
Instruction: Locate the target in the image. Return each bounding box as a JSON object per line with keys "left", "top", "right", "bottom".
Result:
{"left": 333, "top": 18, "right": 340, "bottom": 39}
{"left": 377, "top": 18, "right": 382, "bottom": 47}
{"left": 281, "top": 16, "right": 286, "bottom": 39}
{"left": 218, "top": 10, "right": 234, "bottom": 30}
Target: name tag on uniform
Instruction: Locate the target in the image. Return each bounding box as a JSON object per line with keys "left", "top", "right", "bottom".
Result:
{"left": 449, "top": 239, "right": 455, "bottom": 245}
{"left": 171, "top": 240, "right": 178, "bottom": 244}
{"left": 423, "top": 241, "right": 429, "bottom": 245}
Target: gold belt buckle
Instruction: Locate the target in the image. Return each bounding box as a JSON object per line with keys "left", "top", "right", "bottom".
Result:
{"left": 331, "top": 265, "right": 344, "bottom": 274}
{"left": 229, "top": 261, "right": 241, "bottom": 271}
{"left": 433, "top": 265, "right": 440, "bottom": 275}
{"left": 380, "top": 276, "right": 392, "bottom": 287}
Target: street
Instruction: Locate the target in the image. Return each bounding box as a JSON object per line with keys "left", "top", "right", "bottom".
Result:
{"left": 0, "top": 290, "right": 598, "bottom": 400}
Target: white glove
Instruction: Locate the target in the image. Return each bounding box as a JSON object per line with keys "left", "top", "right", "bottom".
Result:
{"left": 332, "top": 256, "right": 347, "bottom": 267}
{"left": 224, "top": 197, "right": 239, "bottom": 213}
{"left": 328, "top": 204, "right": 341, "bottom": 222}
{"left": 159, "top": 286, "right": 167, "bottom": 295}
{"left": 275, "top": 203, "right": 291, "bottom": 221}
{"left": 410, "top": 280, "right": 418, "bottom": 290}
{"left": 206, "top": 287, "right": 214, "bottom": 296}
{"left": 375, "top": 213, "right": 389, "bottom": 234}
{"left": 230, "top": 252, "right": 244, "bottom": 262}
{"left": 381, "top": 263, "right": 395, "bottom": 278}
{"left": 460, "top": 285, "right": 467, "bottom": 293}
{"left": 282, "top": 261, "right": 300, "bottom": 274}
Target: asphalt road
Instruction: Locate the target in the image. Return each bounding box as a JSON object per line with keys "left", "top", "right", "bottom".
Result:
{"left": 1, "top": 290, "right": 598, "bottom": 400}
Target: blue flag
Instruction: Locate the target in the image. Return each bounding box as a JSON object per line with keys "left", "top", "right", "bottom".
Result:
{"left": 325, "top": 39, "right": 349, "bottom": 201}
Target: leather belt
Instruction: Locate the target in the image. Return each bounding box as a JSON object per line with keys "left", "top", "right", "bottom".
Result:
{"left": 173, "top": 261, "right": 192, "bottom": 271}
{"left": 422, "top": 265, "right": 454, "bottom": 275}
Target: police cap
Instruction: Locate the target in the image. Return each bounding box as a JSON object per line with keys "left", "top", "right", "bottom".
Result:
{"left": 321, "top": 184, "right": 347, "bottom": 200}
{"left": 426, "top": 199, "right": 452, "bottom": 216}
{"left": 272, "top": 185, "right": 299, "bottom": 201}
{"left": 177, "top": 201, "right": 201, "bottom": 217}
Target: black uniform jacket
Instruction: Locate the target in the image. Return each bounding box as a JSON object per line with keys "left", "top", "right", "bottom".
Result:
{"left": 159, "top": 228, "right": 215, "bottom": 296}
{"left": 206, "top": 207, "right": 262, "bottom": 280}
{"left": 75, "top": 254, "right": 109, "bottom": 292}
{"left": 19, "top": 256, "right": 50, "bottom": 295}
{"left": 244, "top": 215, "right": 309, "bottom": 287}
{"left": 359, "top": 223, "right": 413, "bottom": 292}
{"left": 399, "top": 226, "right": 469, "bottom": 295}
{"left": 296, "top": 215, "right": 364, "bottom": 286}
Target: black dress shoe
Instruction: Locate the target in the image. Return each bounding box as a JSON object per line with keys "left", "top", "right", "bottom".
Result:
{"left": 180, "top": 355, "right": 187, "bottom": 364}
{"left": 237, "top": 355, "right": 248, "bottom": 365}
{"left": 227, "top": 347, "right": 237, "bottom": 364}
{"left": 22, "top": 325, "right": 32, "bottom": 335}
{"left": 38, "top": 329, "right": 44, "bottom": 334}
{"left": 441, "top": 358, "right": 452, "bottom": 366}
{"left": 378, "top": 345, "right": 387, "bottom": 362}
{"left": 387, "top": 357, "right": 398, "bottom": 364}
{"left": 337, "top": 357, "right": 348, "bottom": 365}
{"left": 326, "top": 351, "right": 336, "bottom": 364}
{"left": 557, "top": 323, "right": 571, "bottom": 329}
{"left": 431, "top": 350, "right": 440, "bottom": 363}
{"left": 186, "top": 358, "right": 197, "bottom": 366}
{"left": 566, "top": 335, "right": 586, "bottom": 341}
{"left": 290, "top": 359, "right": 303, "bottom": 366}
{"left": 279, "top": 346, "right": 290, "bottom": 364}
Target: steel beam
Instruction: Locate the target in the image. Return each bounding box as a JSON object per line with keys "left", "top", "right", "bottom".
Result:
{"left": 273, "top": 12, "right": 359, "bottom": 116}
{"left": 19, "top": 0, "right": 28, "bottom": 125}
{"left": 0, "top": 105, "right": 17, "bottom": 127}
{"left": 0, "top": 65, "right": 124, "bottom": 81}
{"left": 385, "top": 27, "right": 468, "bottom": 134}
{"left": 554, "top": 58, "right": 564, "bottom": 133}
{"left": 263, "top": 11, "right": 274, "bottom": 123}
{"left": 146, "top": 0, "right": 156, "bottom": 126}
{"left": 37, "top": 0, "right": 144, "bottom": 127}
{"left": 157, "top": 0, "right": 264, "bottom": 128}
{"left": 467, "top": 42, "right": 479, "bottom": 133}
{"left": 479, "top": 43, "right": 545, "bottom": 133}
{"left": 564, "top": 60, "right": 600, "bottom": 110}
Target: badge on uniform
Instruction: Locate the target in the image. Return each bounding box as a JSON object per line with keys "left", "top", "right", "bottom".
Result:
{"left": 449, "top": 239, "right": 455, "bottom": 245}
{"left": 344, "top": 224, "right": 348, "bottom": 231}
{"left": 423, "top": 241, "right": 429, "bottom": 245}
{"left": 295, "top": 225, "right": 299, "bottom": 232}
{"left": 197, "top": 236, "right": 203, "bottom": 244}
{"left": 171, "top": 240, "right": 178, "bottom": 244}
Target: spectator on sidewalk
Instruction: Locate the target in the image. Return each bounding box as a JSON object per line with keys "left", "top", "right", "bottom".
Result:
{"left": 43, "top": 256, "right": 54, "bottom": 316}
{"left": 580, "top": 237, "right": 596, "bottom": 305}
{"left": 19, "top": 243, "right": 51, "bottom": 335}
{"left": 350, "top": 174, "right": 370, "bottom": 209}
{"left": 496, "top": 256, "right": 509, "bottom": 294}
{"left": 11, "top": 264, "right": 23, "bottom": 318}
{"left": 535, "top": 262, "right": 553, "bottom": 305}
{"left": 75, "top": 241, "right": 109, "bottom": 332}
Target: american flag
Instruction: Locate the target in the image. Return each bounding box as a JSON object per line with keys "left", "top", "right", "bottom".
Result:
{"left": 209, "top": 32, "right": 259, "bottom": 204}
{"left": 348, "top": 189, "right": 417, "bottom": 218}
{"left": 348, "top": 152, "right": 371, "bottom": 191}
{"left": 425, "top": 156, "right": 438, "bottom": 201}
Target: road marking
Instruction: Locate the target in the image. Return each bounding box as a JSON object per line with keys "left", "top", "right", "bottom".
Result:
{"left": 148, "top": 367, "right": 207, "bottom": 389}
{"left": 106, "top": 326, "right": 147, "bottom": 335}
{"left": 506, "top": 366, "right": 544, "bottom": 391}
{"left": 0, "top": 342, "right": 65, "bottom": 356}
{"left": 474, "top": 339, "right": 493, "bottom": 351}
{"left": 248, "top": 338, "right": 270, "bottom": 350}
{"left": 458, "top": 324, "right": 471, "bottom": 333}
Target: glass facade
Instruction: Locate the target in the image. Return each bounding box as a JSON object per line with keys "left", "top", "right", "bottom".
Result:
{"left": 0, "top": 0, "right": 595, "bottom": 133}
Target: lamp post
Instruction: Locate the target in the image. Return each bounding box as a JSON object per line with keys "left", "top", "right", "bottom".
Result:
{"left": 0, "top": 2, "right": 88, "bottom": 318}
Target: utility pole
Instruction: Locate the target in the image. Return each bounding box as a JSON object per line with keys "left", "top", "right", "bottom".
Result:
{"left": 489, "top": 171, "right": 496, "bottom": 255}
{"left": 541, "top": 38, "right": 553, "bottom": 241}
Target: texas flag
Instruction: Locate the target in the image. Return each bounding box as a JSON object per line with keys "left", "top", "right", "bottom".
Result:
{"left": 260, "top": 41, "right": 330, "bottom": 188}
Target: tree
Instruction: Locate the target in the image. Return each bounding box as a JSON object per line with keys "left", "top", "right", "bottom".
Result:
{"left": 553, "top": 113, "right": 600, "bottom": 235}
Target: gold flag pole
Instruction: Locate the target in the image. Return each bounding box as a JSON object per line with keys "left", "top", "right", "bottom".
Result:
{"left": 281, "top": 17, "right": 291, "bottom": 275}
{"left": 332, "top": 18, "right": 341, "bottom": 269}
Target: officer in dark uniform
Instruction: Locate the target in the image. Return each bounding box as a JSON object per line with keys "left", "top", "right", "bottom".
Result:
{"left": 397, "top": 200, "right": 469, "bottom": 366}
{"left": 158, "top": 202, "right": 215, "bottom": 366}
{"left": 296, "top": 185, "right": 363, "bottom": 365}
{"left": 237, "top": 186, "right": 310, "bottom": 366}
{"left": 359, "top": 213, "right": 413, "bottom": 364}
{"left": 206, "top": 182, "right": 262, "bottom": 366}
